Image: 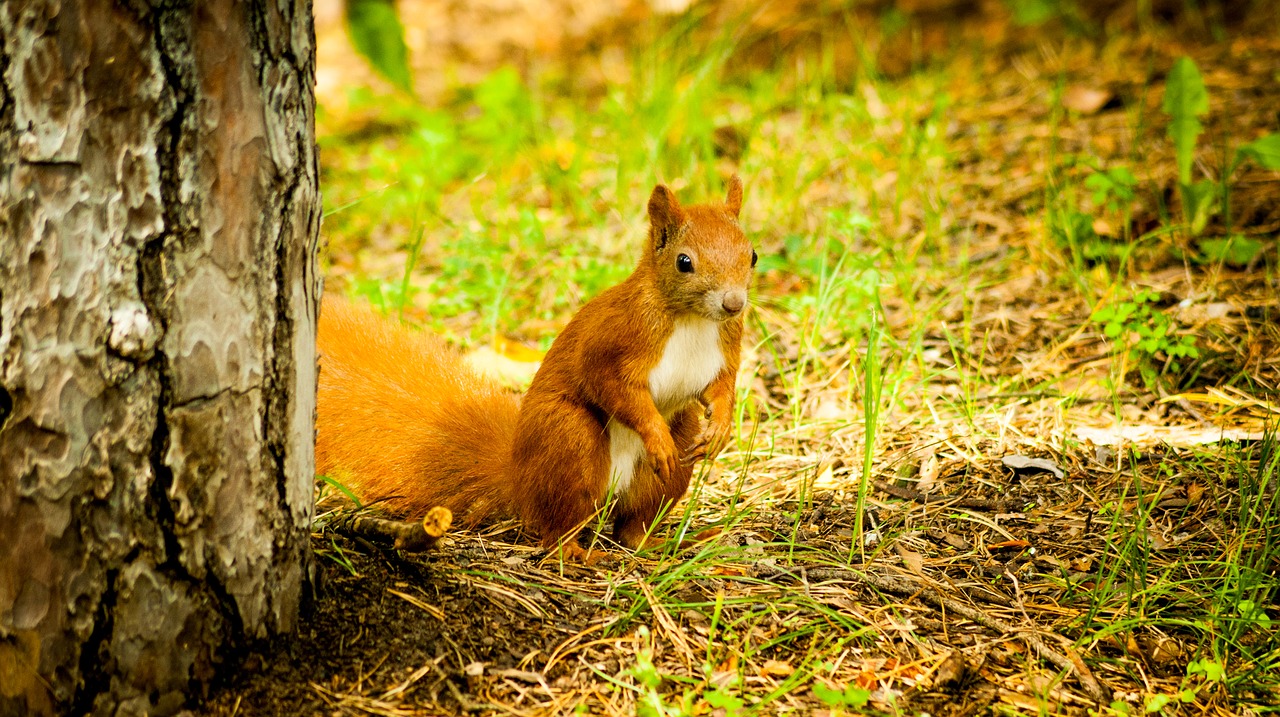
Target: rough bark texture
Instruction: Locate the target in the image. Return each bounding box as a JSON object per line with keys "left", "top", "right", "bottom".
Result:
{"left": 0, "top": 1, "right": 320, "bottom": 715}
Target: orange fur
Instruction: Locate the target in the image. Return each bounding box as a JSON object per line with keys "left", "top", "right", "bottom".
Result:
{"left": 316, "top": 297, "right": 519, "bottom": 523}
{"left": 316, "top": 177, "right": 755, "bottom": 558}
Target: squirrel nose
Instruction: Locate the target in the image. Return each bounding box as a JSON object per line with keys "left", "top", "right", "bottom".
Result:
{"left": 721, "top": 290, "right": 746, "bottom": 315}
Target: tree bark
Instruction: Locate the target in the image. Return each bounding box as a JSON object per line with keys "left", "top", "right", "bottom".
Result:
{"left": 0, "top": 2, "right": 320, "bottom": 715}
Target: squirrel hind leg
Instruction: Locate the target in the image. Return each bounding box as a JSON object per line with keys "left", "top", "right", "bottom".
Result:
{"left": 614, "top": 514, "right": 663, "bottom": 550}
{"left": 612, "top": 406, "right": 703, "bottom": 550}
{"left": 515, "top": 400, "right": 612, "bottom": 555}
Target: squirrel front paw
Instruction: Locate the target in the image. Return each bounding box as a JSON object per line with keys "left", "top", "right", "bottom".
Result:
{"left": 644, "top": 428, "right": 678, "bottom": 481}
{"left": 687, "top": 414, "right": 732, "bottom": 463}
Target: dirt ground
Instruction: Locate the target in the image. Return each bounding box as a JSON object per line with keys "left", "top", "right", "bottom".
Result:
{"left": 197, "top": 1, "right": 1278, "bottom": 714}
{"left": 195, "top": 436, "right": 1272, "bottom": 715}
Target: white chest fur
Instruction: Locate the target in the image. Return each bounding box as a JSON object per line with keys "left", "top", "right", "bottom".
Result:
{"left": 648, "top": 317, "right": 725, "bottom": 415}
{"left": 608, "top": 318, "right": 725, "bottom": 498}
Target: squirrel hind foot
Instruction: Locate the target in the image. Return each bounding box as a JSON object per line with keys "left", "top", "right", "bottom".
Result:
{"left": 543, "top": 540, "right": 607, "bottom": 566}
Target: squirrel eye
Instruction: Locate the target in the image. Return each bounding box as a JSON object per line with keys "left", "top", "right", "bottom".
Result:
{"left": 676, "top": 254, "right": 694, "bottom": 273}
{"left": 751, "top": 250, "right": 758, "bottom": 268}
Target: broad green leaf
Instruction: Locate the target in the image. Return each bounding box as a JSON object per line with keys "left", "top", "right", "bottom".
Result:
{"left": 1188, "top": 658, "right": 1225, "bottom": 682}
{"left": 1163, "top": 57, "right": 1208, "bottom": 186}
{"left": 1184, "top": 180, "right": 1220, "bottom": 235}
{"left": 1084, "top": 174, "right": 1110, "bottom": 190}
{"left": 1199, "top": 235, "right": 1263, "bottom": 266}
{"left": 1111, "top": 167, "right": 1137, "bottom": 185}
{"left": 1009, "top": 0, "right": 1057, "bottom": 26}
{"left": 843, "top": 686, "right": 871, "bottom": 707}
{"left": 631, "top": 655, "right": 662, "bottom": 689}
{"left": 705, "top": 688, "right": 744, "bottom": 711}
{"left": 1238, "top": 133, "right": 1280, "bottom": 170}
{"left": 345, "top": 0, "right": 413, "bottom": 94}
{"left": 811, "top": 682, "right": 845, "bottom": 707}
{"left": 1146, "top": 693, "right": 1172, "bottom": 713}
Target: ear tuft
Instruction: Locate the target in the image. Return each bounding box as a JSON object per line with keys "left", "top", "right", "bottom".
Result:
{"left": 648, "top": 184, "right": 684, "bottom": 251}
{"left": 724, "top": 175, "right": 743, "bottom": 218}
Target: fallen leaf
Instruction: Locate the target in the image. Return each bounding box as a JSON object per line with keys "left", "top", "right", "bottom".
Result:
{"left": 928, "top": 528, "right": 970, "bottom": 550}
{"left": 1036, "top": 553, "right": 1065, "bottom": 568}
{"left": 1092, "top": 216, "right": 1117, "bottom": 237}
{"left": 709, "top": 670, "right": 737, "bottom": 688}
{"left": 812, "top": 397, "right": 846, "bottom": 420}
{"left": 1124, "top": 634, "right": 1141, "bottom": 656}
{"left": 862, "top": 83, "right": 889, "bottom": 120}
{"left": 465, "top": 344, "right": 540, "bottom": 388}
{"left": 917, "top": 449, "right": 941, "bottom": 493}
{"left": 1063, "top": 85, "right": 1112, "bottom": 114}
{"left": 682, "top": 609, "right": 708, "bottom": 626}
{"left": 1001, "top": 454, "right": 1065, "bottom": 479}
{"left": 1186, "top": 483, "right": 1205, "bottom": 505}
{"left": 896, "top": 544, "right": 925, "bottom": 575}
{"left": 651, "top": 0, "right": 695, "bottom": 15}
{"left": 464, "top": 661, "right": 486, "bottom": 691}
{"left": 987, "top": 540, "right": 1031, "bottom": 551}
{"left": 854, "top": 669, "right": 879, "bottom": 689}
{"left": 812, "top": 462, "right": 839, "bottom": 490}
{"left": 1177, "top": 301, "right": 1233, "bottom": 323}
{"left": 971, "top": 209, "right": 1013, "bottom": 237}
{"left": 1001, "top": 690, "right": 1047, "bottom": 710}
{"left": 931, "top": 651, "right": 968, "bottom": 689}
{"left": 1094, "top": 445, "right": 1116, "bottom": 466}
{"left": 1148, "top": 638, "right": 1186, "bottom": 665}
{"left": 760, "top": 660, "right": 794, "bottom": 677}
{"left": 494, "top": 334, "right": 545, "bottom": 362}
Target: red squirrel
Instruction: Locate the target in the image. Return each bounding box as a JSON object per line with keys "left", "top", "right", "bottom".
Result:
{"left": 316, "top": 177, "right": 755, "bottom": 560}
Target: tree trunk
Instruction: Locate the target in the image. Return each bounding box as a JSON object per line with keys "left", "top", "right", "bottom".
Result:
{"left": 0, "top": 2, "right": 320, "bottom": 715}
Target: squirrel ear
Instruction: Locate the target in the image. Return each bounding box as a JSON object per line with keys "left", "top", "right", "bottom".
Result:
{"left": 648, "top": 184, "right": 684, "bottom": 251}
{"left": 724, "top": 175, "right": 743, "bottom": 218}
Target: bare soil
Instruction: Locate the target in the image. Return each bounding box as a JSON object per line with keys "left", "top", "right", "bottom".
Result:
{"left": 195, "top": 436, "right": 1272, "bottom": 715}
{"left": 198, "top": 2, "right": 1279, "bottom": 714}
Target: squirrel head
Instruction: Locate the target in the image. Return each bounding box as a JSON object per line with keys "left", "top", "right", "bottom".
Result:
{"left": 645, "top": 175, "right": 756, "bottom": 322}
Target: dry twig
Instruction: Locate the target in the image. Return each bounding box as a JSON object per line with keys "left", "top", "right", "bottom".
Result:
{"left": 337, "top": 507, "right": 453, "bottom": 551}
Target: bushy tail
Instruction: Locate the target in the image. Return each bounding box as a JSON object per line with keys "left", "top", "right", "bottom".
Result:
{"left": 316, "top": 297, "right": 520, "bottom": 523}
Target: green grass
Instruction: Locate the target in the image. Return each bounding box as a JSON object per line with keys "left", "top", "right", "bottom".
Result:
{"left": 316, "top": 6, "right": 1279, "bottom": 713}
